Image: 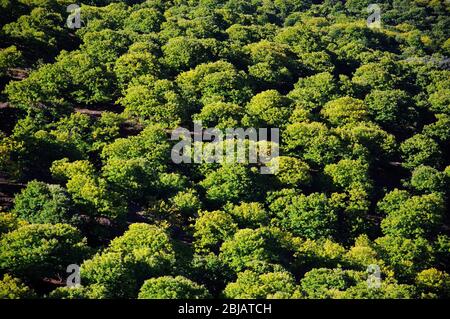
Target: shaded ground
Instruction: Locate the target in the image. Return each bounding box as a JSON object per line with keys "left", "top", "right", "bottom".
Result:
{"left": 0, "top": 175, "right": 24, "bottom": 210}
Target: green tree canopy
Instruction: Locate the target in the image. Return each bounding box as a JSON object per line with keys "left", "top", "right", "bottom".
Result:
{"left": 13, "top": 180, "right": 75, "bottom": 224}
{"left": 0, "top": 223, "right": 88, "bottom": 279}
{"left": 0, "top": 274, "right": 36, "bottom": 299}
{"left": 138, "top": 276, "right": 210, "bottom": 299}
{"left": 224, "top": 269, "right": 299, "bottom": 299}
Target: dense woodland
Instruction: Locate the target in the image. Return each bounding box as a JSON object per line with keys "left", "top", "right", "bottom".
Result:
{"left": 0, "top": 0, "right": 450, "bottom": 299}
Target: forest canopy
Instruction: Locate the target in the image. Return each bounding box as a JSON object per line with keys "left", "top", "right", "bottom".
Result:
{"left": 0, "top": 0, "right": 449, "bottom": 299}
